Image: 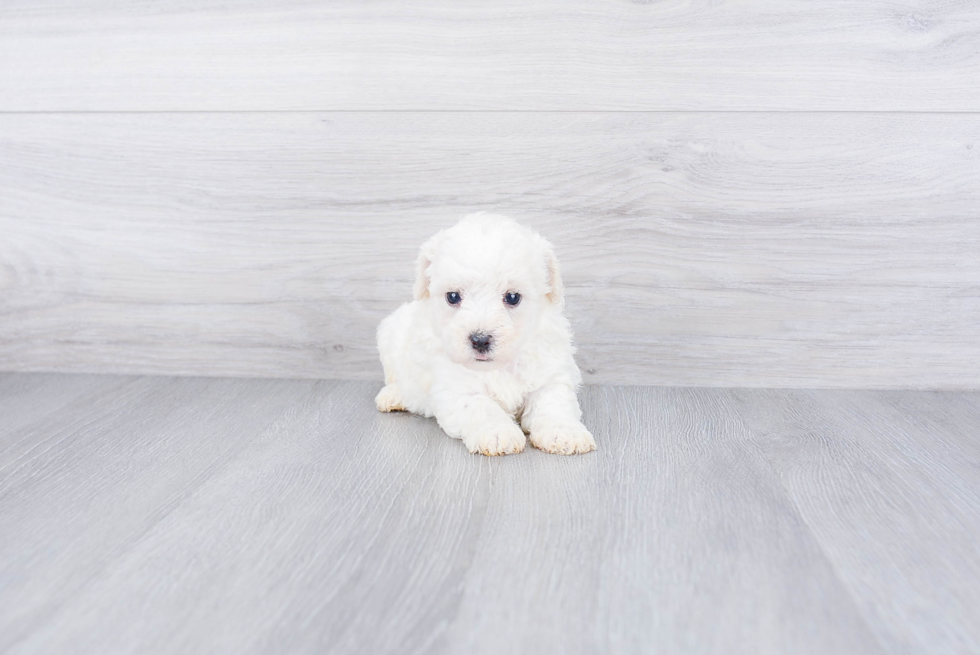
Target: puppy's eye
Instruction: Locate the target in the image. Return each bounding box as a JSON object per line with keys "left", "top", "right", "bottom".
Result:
{"left": 446, "top": 291, "right": 462, "bottom": 306}
{"left": 503, "top": 292, "right": 521, "bottom": 307}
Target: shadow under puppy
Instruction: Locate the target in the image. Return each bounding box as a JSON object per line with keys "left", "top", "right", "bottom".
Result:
{"left": 375, "top": 212, "right": 596, "bottom": 456}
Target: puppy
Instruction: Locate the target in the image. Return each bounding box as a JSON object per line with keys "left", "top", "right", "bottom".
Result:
{"left": 375, "top": 212, "right": 596, "bottom": 456}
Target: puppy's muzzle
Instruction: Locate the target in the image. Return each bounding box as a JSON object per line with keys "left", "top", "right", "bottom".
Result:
{"left": 469, "top": 331, "right": 493, "bottom": 354}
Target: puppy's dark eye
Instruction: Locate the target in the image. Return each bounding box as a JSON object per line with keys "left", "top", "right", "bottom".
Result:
{"left": 503, "top": 292, "right": 521, "bottom": 306}
{"left": 446, "top": 291, "right": 462, "bottom": 306}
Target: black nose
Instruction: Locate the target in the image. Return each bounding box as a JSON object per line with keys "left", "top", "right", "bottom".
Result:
{"left": 469, "top": 332, "right": 492, "bottom": 354}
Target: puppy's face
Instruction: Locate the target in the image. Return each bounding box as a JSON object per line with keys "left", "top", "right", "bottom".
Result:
{"left": 414, "top": 214, "right": 563, "bottom": 371}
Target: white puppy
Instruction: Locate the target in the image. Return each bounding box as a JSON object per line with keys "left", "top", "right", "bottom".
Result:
{"left": 375, "top": 212, "right": 596, "bottom": 456}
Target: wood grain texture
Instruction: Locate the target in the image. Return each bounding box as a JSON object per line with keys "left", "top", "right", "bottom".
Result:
{"left": 3, "top": 375, "right": 979, "bottom": 653}
{"left": 2, "top": 112, "right": 978, "bottom": 387}
{"left": 0, "top": 374, "right": 315, "bottom": 651}
{"left": 439, "top": 385, "right": 883, "bottom": 654}
{"left": 0, "top": 372, "right": 126, "bottom": 442}
{"left": 1, "top": 0, "right": 979, "bottom": 111}
{"left": 732, "top": 388, "right": 980, "bottom": 654}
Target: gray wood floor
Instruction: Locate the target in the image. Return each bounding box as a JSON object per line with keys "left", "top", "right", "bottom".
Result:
{"left": 1, "top": 373, "right": 978, "bottom": 654}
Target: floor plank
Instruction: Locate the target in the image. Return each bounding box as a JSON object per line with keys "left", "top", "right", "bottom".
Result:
{"left": 0, "top": 373, "right": 130, "bottom": 451}
{"left": 732, "top": 389, "right": 980, "bottom": 654}
{"left": 2, "top": 376, "right": 978, "bottom": 653}
{"left": 8, "top": 381, "right": 494, "bottom": 654}
{"left": 1, "top": 1, "right": 978, "bottom": 110}
{"left": 440, "top": 386, "right": 884, "bottom": 654}
{"left": 0, "top": 376, "right": 313, "bottom": 652}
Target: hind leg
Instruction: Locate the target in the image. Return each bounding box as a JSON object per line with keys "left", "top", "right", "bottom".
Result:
{"left": 375, "top": 383, "right": 407, "bottom": 412}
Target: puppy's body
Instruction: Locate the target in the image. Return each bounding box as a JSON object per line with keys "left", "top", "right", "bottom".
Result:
{"left": 375, "top": 213, "right": 595, "bottom": 456}
{"left": 377, "top": 294, "right": 577, "bottom": 418}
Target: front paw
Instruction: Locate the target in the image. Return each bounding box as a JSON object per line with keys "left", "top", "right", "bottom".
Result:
{"left": 375, "top": 384, "right": 406, "bottom": 412}
{"left": 463, "top": 420, "right": 526, "bottom": 456}
{"left": 530, "top": 421, "right": 596, "bottom": 455}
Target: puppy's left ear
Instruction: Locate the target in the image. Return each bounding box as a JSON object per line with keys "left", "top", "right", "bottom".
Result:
{"left": 540, "top": 237, "right": 565, "bottom": 308}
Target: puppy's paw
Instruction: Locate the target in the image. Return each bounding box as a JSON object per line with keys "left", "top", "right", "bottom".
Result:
{"left": 375, "top": 384, "right": 406, "bottom": 412}
{"left": 464, "top": 420, "right": 526, "bottom": 456}
{"left": 530, "top": 421, "right": 596, "bottom": 455}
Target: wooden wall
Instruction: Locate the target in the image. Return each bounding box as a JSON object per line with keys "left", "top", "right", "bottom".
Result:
{"left": 1, "top": 1, "right": 978, "bottom": 388}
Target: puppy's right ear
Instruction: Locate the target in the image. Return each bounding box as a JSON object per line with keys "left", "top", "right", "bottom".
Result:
{"left": 413, "top": 235, "right": 438, "bottom": 300}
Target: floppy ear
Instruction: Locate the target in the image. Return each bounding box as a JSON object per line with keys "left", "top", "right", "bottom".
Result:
{"left": 413, "top": 235, "right": 438, "bottom": 300}
{"left": 541, "top": 238, "right": 565, "bottom": 308}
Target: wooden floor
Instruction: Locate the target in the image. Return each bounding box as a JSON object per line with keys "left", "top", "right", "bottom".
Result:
{"left": 1, "top": 373, "right": 978, "bottom": 654}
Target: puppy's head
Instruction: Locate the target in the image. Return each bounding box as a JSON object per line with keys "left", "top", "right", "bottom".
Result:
{"left": 414, "top": 213, "right": 563, "bottom": 370}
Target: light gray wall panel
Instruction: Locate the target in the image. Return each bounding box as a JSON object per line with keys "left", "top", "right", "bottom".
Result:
{"left": 1, "top": 112, "right": 977, "bottom": 387}
{"left": 1, "top": 0, "right": 979, "bottom": 111}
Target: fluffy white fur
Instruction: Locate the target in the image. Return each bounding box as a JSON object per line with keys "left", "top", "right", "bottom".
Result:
{"left": 375, "top": 212, "right": 596, "bottom": 456}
